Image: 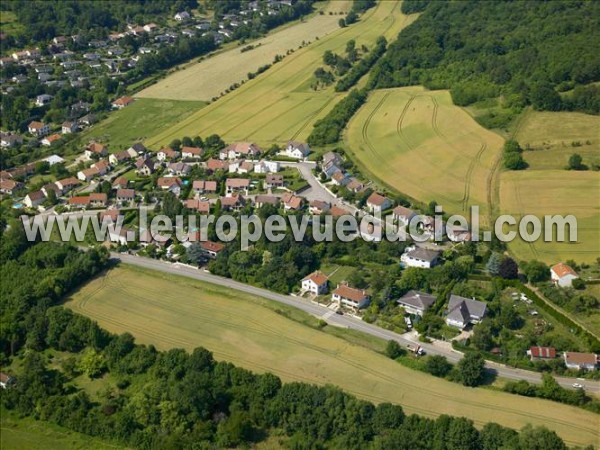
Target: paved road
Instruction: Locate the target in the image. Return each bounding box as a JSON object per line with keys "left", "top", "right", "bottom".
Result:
{"left": 112, "top": 252, "right": 599, "bottom": 394}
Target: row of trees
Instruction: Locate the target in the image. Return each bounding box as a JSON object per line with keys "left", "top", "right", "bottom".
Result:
{"left": 335, "top": 36, "right": 387, "bottom": 92}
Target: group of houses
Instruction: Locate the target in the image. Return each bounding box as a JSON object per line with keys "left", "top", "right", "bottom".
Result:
{"left": 527, "top": 346, "right": 598, "bottom": 371}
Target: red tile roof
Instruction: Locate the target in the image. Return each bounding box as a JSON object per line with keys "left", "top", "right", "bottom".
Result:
{"left": 529, "top": 346, "right": 556, "bottom": 359}
{"left": 303, "top": 271, "right": 328, "bottom": 286}
{"left": 333, "top": 285, "right": 368, "bottom": 302}
{"left": 551, "top": 263, "right": 578, "bottom": 279}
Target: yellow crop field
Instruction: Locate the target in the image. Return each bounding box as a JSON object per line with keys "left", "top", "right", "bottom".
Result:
{"left": 66, "top": 265, "right": 600, "bottom": 448}
{"left": 144, "top": 1, "right": 416, "bottom": 148}
{"left": 345, "top": 87, "right": 505, "bottom": 222}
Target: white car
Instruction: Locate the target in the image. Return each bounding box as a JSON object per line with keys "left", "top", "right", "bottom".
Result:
{"left": 572, "top": 383, "right": 583, "bottom": 389}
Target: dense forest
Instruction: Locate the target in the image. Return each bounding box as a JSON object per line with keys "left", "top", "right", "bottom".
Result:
{"left": 0, "top": 223, "right": 579, "bottom": 449}
{"left": 369, "top": 0, "right": 600, "bottom": 115}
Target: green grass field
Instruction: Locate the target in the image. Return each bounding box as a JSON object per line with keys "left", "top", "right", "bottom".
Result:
{"left": 144, "top": 1, "right": 416, "bottom": 148}
{"left": 345, "top": 87, "right": 505, "bottom": 223}
{"left": 499, "top": 110, "right": 600, "bottom": 264}
{"left": 80, "top": 98, "right": 205, "bottom": 151}
{"left": 64, "top": 264, "right": 600, "bottom": 448}
{"left": 0, "top": 410, "right": 122, "bottom": 450}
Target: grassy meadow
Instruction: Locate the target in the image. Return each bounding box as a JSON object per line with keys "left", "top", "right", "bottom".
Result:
{"left": 80, "top": 98, "right": 205, "bottom": 151}
{"left": 143, "top": 1, "right": 416, "bottom": 148}
{"left": 64, "top": 264, "right": 600, "bottom": 448}
{"left": 345, "top": 87, "right": 505, "bottom": 224}
{"left": 499, "top": 110, "right": 600, "bottom": 264}
{"left": 136, "top": 1, "right": 353, "bottom": 101}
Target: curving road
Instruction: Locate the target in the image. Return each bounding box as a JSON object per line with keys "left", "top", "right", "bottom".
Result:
{"left": 112, "top": 252, "right": 599, "bottom": 394}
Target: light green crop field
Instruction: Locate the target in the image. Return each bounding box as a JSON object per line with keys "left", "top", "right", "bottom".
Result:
{"left": 499, "top": 110, "right": 600, "bottom": 264}
{"left": 137, "top": 1, "right": 353, "bottom": 101}
{"left": 144, "top": 1, "right": 416, "bottom": 148}
{"left": 65, "top": 265, "right": 600, "bottom": 448}
{"left": 345, "top": 87, "right": 505, "bottom": 224}
{"left": 0, "top": 410, "right": 123, "bottom": 450}
{"left": 80, "top": 98, "right": 205, "bottom": 151}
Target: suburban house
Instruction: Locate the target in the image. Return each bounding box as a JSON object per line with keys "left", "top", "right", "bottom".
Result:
{"left": 24, "top": 190, "right": 46, "bottom": 208}
{"left": 41, "top": 182, "right": 61, "bottom": 197}
{"left": 100, "top": 209, "right": 120, "bottom": 223}
{"left": 282, "top": 193, "right": 303, "bottom": 211}
{"left": 332, "top": 284, "right": 370, "bottom": 310}
{"left": 331, "top": 171, "right": 349, "bottom": 186}
{"left": 254, "top": 160, "right": 280, "bottom": 174}
{"left": 157, "top": 177, "right": 182, "bottom": 195}
{"left": 550, "top": 263, "right": 579, "bottom": 287}
{"left": 0, "top": 133, "right": 23, "bottom": 147}
{"left": 77, "top": 166, "right": 100, "bottom": 181}
{"left": 285, "top": 141, "right": 311, "bottom": 159}
{"left": 0, "top": 179, "right": 23, "bottom": 194}
{"left": 229, "top": 160, "right": 254, "bottom": 174}
{"left": 446, "top": 225, "right": 472, "bottom": 242}
{"left": 55, "top": 177, "right": 80, "bottom": 192}
{"left": 193, "top": 180, "right": 217, "bottom": 195}
{"left": 112, "top": 176, "right": 129, "bottom": 190}
{"left": 322, "top": 160, "right": 342, "bottom": 177}
{"left": 109, "top": 226, "right": 133, "bottom": 246}
{"left": 43, "top": 155, "right": 65, "bottom": 166}
{"left": 136, "top": 157, "right": 154, "bottom": 176}
{"left": 206, "top": 158, "right": 229, "bottom": 172}
{"left": 174, "top": 11, "right": 191, "bottom": 21}
{"left": 167, "top": 162, "right": 191, "bottom": 176}
{"left": 181, "top": 146, "right": 203, "bottom": 159}
{"left": 185, "top": 199, "right": 211, "bottom": 213}
{"left": 346, "top": 178, "right": 364, "bottom": 193}
{"left": 220, "top": 142, "right": 261, "bottom": 160}
{"left": 0, "top": 373, "right": 15, "bottom": 389}
{"left": 302, "top": 271, "right": 329, "bottom": 295}
{"left": 527, "top": 346, "right": 557, "bottom": 361}
{"left": 89, "top": 193, "right": 107, "bottom": 207}
{"left": 393, "top": 205, "right": 416, "bottom": 226}
{"left": 255, "top": 195, "right": 280, "bottom": 208}
{"left": 396, "top": 290, "right": 436, "bottom": 316}
{"left": 309, "top": 200, "right": 330, "bottom": 215}
{"left": 226, "top": 178, "right": 250, "bottom": 196}
{"left": 111, "top": 96, "right": 134, "bottom": 109}
{"left": 201, "top": 240, "right": 225, "bottom": 258}
{"left": 401, "top": 247, "right": 441, "bottom": 269}
{"left": 68, "top": 196, "right": 91, "bottom": 209}
{"left": 322, "top": 151, "right": 342, "bottom": 167}
{"left": 264, "top": 174, "right": 284, "bottom": 189}
{"left": 157, "top": 147, "right": 180, "bottom": 161}
{"left": 109, "top": 150, "right": 132, "bottom": 165}
{"left": 445, "top": 295, "right": 487, "bottom": 329}
{"left": 564, "top": 352, "right": 598, "bottom": 370}
{"left": 28, "top": 121, "right": 50, "bottom": 136}
{"left": 128, "top": 142, "right": 146, "bottom": 155}
{"left": 220, "top": 193, "right": 245, "bottom": 211}
{"left": 35, "top": 93, "right": 53, "bottom": 106}
{"left": 329, "top": 205, "right": 351, "bottom": 218}
{"left": 91, "top": 160, "right": 110, "bottom": 175}
{"left": 85, "top": 142, "right": 107, "bottom": 158}
{"left": 61, "top": 121, "right": 78, "bottom": 134}
{"left": 366, "top": 192, "right": 392, "bottom": 214}
{"left": 116, "top": 188, "right": 135, "bottom": 205}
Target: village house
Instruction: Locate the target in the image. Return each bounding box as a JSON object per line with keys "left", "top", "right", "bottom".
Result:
{"left": 220, "top": 142, "right": 262, "bottom": 160}
{"left": 136, "top": 157, "right": 154, "bottom": 176}
{"left": 302, "top": 271, "right": 328, "bottom": 295}
{"left": 89, "top": 193, "right": 107, "bottom": 207}
{"left": 91, "top": 160, "right": 110, "bottom": 175}
{"left": 167, "top": 162, "right": 191, "bottom": 177}
{"left": 220, "top": 193, "right": 245, "bottom": 211}
{"left": 445, "top": 295, "right": 487, "bottom": 329}
{"left": 85, "top": 142, "right": 108, "bottom": 158}
{"left": 116, "top": 189, "right": 135, "bottom": 205}
{"left": 346, "top": 178, "right": 364, "bottom": 193}
{"left": 527, "top": 346, "right": 557, "bottom": 361}
{"left": 28, "top": 121, "right": 50, "bottom": 136}
{"left": 332, "top": 284, "right": 370, "bottom": 310}
{"left": 174, "top": 11, "right": 191, "bottom": 21}
{"left": 206, "top": 158, "right": 229, "bottom": 172}
{"left": 41, "top": 133, "right": 61, "bottom": 146}
{"left": 109, "top": 151, "right": 132, "bottom": 166}
{"left": 112, "top": 176, "right": 129, "bottom": 190}
{"left": 61, "top": 121, "right": 78, "bottom": 134}
{"left": 24, "top": 190, "right": 46, "bottom": 208}
{"left": 329, "top": 205, "right": 351, "bottom": 218}
{"left": 264, "top": 174, "right": 284, "bottom": 189}
{"left": 393, "top": 205, "right": 416, "bottom": 226}
{"left": 322, "top": 161, "right": 342, "bottom": 178}
{"left": 0, "top": 179, "right": 23, "bottom": 194}
{"left": 446, "top": 225, "right": 472, "bottom": 242}
{"left": 157, "top": 177, "right": 182, "bottom": 195}
{"left": 157, "top": 147, "right": 180, "bottom": 161}
{"left": 127, "top": 142, "right": 146, "bottom": 155}
{"left": 41, "top": 182, "right": 61, "bottom": 198}
{"left": 184, "top": 199, "right": 211, "bottom": 214}
{"left": 0, "top": 133, "right": 23, "bottom": 148}
{"left": 111, "top": 96, "right": 135, "bottom": 109}
{"left": 226, "top": 178, "right": 250, "bottom": 196}
{"left": 68, "top": 196, "right": 91, "bottom": 209}
{"left": 77, "top": 166, "right": 100, "bottom": 182}
{"left": 401, "top": 247, "right": 441, "bottom": 269}
{"left": 55, "top": 177, "right": 80, "bottom": 193}
{"left": 201, "top": 240, "right": 225, "bottom": 258}
{"left": 193, "top": 180, "right": 217, "bottom": 195}
{"left": 282, "top": 193, "right": 303, "bottom": 211}
{"left": 255, "top": 195, "right": 280, "bottom": 208}
{"left": 43, "top": 155, "right": 65, "bottom": 166}
{"left": 563, "top": 352, "right": 598, "bottom": 371}
{"left": 366, "top": 192, "right": 392, "bottom": 214}
{"left": 181, "top": 146, "right": 203, "bottom": 159}
{"left": 550, "top": 263, "right": 579, "bottom": 287}
{"left": 285, "top": 141, "right": 311, "bottom": 159}
{"left": 99, "top": 209, "right": 120, "bottom": 223}
{"left": 309, "top": 200, "right": 330, "bottom": 215}
{"left": 396, "top": 290, "right": 436, "bottom": 316}
{"left": 331, "top": 171, "right": 349, "bottom": 186}
{"left": 35, "top": 94, "right": 53, "bottom": 106}
{"left": 0, "top": 373, "right": 15, "bottom": 389}
{"left": 109, "top": 226, "right": 134, "bottom": 246}
{"left": 254, "top": 160, "right": 280, "bottom": 174}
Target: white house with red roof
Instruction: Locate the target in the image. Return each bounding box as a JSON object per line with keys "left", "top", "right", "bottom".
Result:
{"left": 550, "top": 263, "right": 579, "bottom": 287}
{"left": 527, "top": 346, "right": 556, "bottom": 361}
{"left": 366, "top": 192, "right": 392, "bottom": 214}
{"left": 302, "top": 271, "right": 329, "bottom": 295}
{"left": 332, "top": 284, "right": 370, "bottom": 310}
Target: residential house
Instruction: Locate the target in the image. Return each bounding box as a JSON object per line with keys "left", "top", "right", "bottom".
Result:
{"left": 91, "top": 160, "right": 110, "bottom": 175}
{"left": 61, "top": 121, "right": 78, "bottom": 134}
{"left": 143, "top": 23, "right": 158, "bottom": 33}
{"left": 193, "top": 180, "right": 217, "bottom": 195}
{"left": 366, "top": 192, "right": 392, "bottom": 214}
{"left": 264, "top": 174, "right": 284, "bottom": 189}
{"left": 116, "top": 189, "right": 135, "bottom": 205}
{"left": 109, "top": 151, "right": 132, "bottom": 166}
{"left": 43, "top": 155, "right": 65, "bottom": 166}
{"left": 167, "top": 162, "right": 191, "bottom": 177}
{"left": 109, "top": 226, "right": 134, "bottom": 246}
{"left": 322, "top": 151, "right": 342, "bottom": 167}
{"left": 35, "top": 94, "right": 53, "bottom": 106}
{"left": 282, "top": 193, "right": 303, "bottom": 211}
{"left": 24, "top": 190, "right": 46, "bottom": 208}
{"left": 77, "top": 166, "right": 100, "bottom": 181}
{"left": 157, "top": 147, "right": 180, "bottom": 161}
{"left": 206, "top": 158, "right": 229, "bottom": 172}
{"left": 255, "top": 195, "right": 280, "bottom": 208}
{"left": 68, "top": 196, "right": 91, "bottom": 209}
{"left": 111, "top": 96, "right": 134, "bottom": 109}
{"left": 79, "top": 114, "right": 96, "bottom": 126}
{"left": 236, "top": 161, "right": 254, "bottom": 174}
{"left": 254, "top": 160, "right": 280, "bottom": 174}
{"left": 0, "top": 179, "right": 23, "bottom": 194}
{"left": 0, "top": 373, "right": 15, "bottom": 389}
{"left": 99, "top": 209, "right": 120, "bottom": 223}
{"left": 89, "top": 193, "right": 107, "bottom": 207}
{"left": 446, "top": 225, "right": 472, "bottom": 242}
{"left": 322, "top": 160, "right": 342, "bottom": 178}
{"left": 527, "top": 346, "right": 557, "bottom": 361}
{"left": 302, "top": 271, "right": 328, "bottom": 295}
{"left": 85, "top": 142, "right": 107, "bottom": 158}
{"left": 41, "top": 134, "right": 61, "bottom": 146}
{"left": 563, "top": 352, "right": 598, "bottom": 371}
{"left": 332, "top": 284, "right": 370, "bottom": 310}
{"left": 55, "top": 177, "right": 80, "bottom": 193}
{"left": 28, "top": 121, "right": 50, "bottom": 136}
{"left": 41, "top": 182, "right": 61, "bottom": 198}
{"left": 401, "top": 247, "right": 440, "bottom": 269}
{"left": 157, "top": 177, "right": 182, "bottom": 195}
{"left": 309, "top": 200, "right": 330, "bottom": 215}
{"left": 346, "top": 178, "right": 364, "bottom": 193}
{"left": 285, "top": 141, "right": 311, "bottom": 159}
{"left": 128, "top": 142, "right": 146, "bottom": 155}
{"left": 201, "top": 240, "right": 225, "bottom": 258}
{"left": 226, "top": 178, "right": 250, "bottom": 196}
{"left": 550, "top": 263, "right": 579, "bottom": 288}
{"left": 112, "top": 176, "right": 129, "bottom": 190}
{"left": 136, "top": 157, "right": 154, "bottom": 176}
{"left": 331, "top": 171, "right": 349, "bottom": 186}
{"left": 220, "top": 142, "right": 261, "bottom": 160}
{"left": 174, "top": 11, "right": 191, "bottom": 21}
{"left": 396, "top": 290, "right": 436, "bottom": 316}
{"left": 0, "top": 133, "right": 23, "bottom": 148}
{"left": 445, "top": 295, "right": 487, "bottom": 329}
{"left": 184, "top": 199, "right": 210, "bottom": 213}
{"left": 329, "top": 205, "right": 351, "bottom": 218}
{"left": 220, "top": 193, "right": 245, "bottom": 211}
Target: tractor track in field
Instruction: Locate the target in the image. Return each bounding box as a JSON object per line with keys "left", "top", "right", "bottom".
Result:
{"left": 514, "top": 177, "right": 540, "bottom": 259}
{"left": 286, "top": 95, "right": 339, "bottom": 141}
{"left": 361, "top": 91, "right": 391, "bottom": 159}
{"left": 395, "top": 94, "right": 416, "bottom": 150}
{"left": 461, "top": 143, "right": 487, "bottom": 212}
